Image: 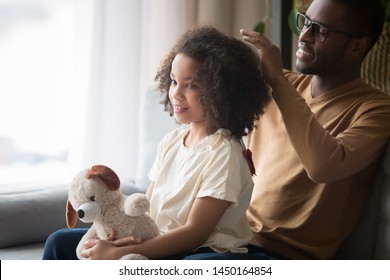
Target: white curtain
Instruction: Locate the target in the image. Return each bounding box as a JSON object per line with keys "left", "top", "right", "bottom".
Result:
{"left": 70, "top": 0, "right": 266, "bottom": 180}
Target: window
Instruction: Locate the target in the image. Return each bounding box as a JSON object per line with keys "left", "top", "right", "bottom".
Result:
{"left": 0, "top": 0, "right": 74, "bottom": 187}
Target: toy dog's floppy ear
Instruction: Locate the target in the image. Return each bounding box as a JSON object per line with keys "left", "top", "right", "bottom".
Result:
{"left": 87, "top": 165, "right": 120, "bottom": 191}
{"left": 66, "top": 200, "right": 78, "bottom": 228}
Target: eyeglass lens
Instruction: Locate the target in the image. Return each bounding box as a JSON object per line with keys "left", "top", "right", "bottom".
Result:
{"left": 296, "top": 13, "right": 327, "bottom": 42}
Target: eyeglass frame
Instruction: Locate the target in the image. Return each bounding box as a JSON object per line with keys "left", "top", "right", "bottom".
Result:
{"left": 296, "top": 12, "right": 359, "bottom": 43}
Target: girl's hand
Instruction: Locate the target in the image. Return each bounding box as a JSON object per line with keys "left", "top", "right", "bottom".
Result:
{"left": 81, "top": 239, "right": 120, "bottom": 260}
{"left": 80, "top": 230, "right": 143, "bottom": 260}
{"left": 240, "top": 29, "right": 285, "bottom": 88}
{"left": 112, "top": 236, "right": 143, "bottom": 247}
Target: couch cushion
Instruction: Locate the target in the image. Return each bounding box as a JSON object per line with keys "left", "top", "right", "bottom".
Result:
{"left": 136, "top": 86, "right": 179, "bottom": 192}
{"left": 375, "top": 141, "right": 390, "bottom": 259}
{"left": 0, "top": 186, "right": 69, "bottom": 248}
{"left": 335, "top": 141, "right": 390, "bottom": 259}
{"left": 0, "top": 180, "right": 141, "bottom": 249}
{"left": 0, "top": 243, "right": 45, "bottom": 260}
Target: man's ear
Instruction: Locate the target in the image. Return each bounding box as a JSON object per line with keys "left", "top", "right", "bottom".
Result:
{"left": 347, "top": 37, "right": 371, "bottom": 56}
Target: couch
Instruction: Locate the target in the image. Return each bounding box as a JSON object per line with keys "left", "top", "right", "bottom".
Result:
{"left": 0, "top": 86, "right": 389, "bottom": 260}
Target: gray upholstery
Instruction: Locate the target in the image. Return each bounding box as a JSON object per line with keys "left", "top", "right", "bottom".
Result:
{"left": 336, "top": 142, "right": 390, "bottom": 259}
{"left": 374, "top": 142, "right": 390, "bottom": 259}
{"left": 0, "top": 243, "right": 46, "bottom": 260}
{"left": 0, "top": 186, "right": 69, "bottom": 249}
{"left": 135, "top": 86, "right": 179, "bottom": 192}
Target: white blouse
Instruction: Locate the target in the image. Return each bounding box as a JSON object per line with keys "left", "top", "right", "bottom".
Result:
{"left": 148, "top": 126, "right": 254, "bottom": 253}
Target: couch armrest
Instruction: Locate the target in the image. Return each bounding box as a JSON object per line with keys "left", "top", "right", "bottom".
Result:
{"left": 0, "top": 180, "right": 141, "bottom": 249}
{"left": 0, "top": 186, "right": 69, "bottom": 248}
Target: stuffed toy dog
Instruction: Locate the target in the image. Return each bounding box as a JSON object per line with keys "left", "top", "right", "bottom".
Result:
{"left": 66, "top": 165, "right": 159, "bottom": 260}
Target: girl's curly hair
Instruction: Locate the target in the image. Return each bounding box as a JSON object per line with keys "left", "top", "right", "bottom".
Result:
{"left": 155, "top": 25, "right": 270, "bottom": 139}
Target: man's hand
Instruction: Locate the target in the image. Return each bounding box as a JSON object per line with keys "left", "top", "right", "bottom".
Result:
{"left": 240, "top": 29, "right": 285, "bottom": 88}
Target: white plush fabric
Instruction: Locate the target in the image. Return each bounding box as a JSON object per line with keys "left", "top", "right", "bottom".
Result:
{"left": 68, "top": 166, "right": 159, "bottom": 260}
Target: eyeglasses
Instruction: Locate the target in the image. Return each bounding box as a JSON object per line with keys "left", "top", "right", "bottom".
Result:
{"left": 296, "top": 12, "right": 358, "bottom": 43}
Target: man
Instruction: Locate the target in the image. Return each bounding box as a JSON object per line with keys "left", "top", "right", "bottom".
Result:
{"left": 241, "top": 0, "right": 390, "bottom": 259}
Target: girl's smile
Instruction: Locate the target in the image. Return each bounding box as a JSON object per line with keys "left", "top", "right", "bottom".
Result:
{"left": 169, "top": 53, "right": 205, "bottom": 127}
{"left": 172, "top": 104, "right": 188, "bottom": 114}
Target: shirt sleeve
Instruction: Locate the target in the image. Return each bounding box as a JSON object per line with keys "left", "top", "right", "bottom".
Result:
{"left": 196, "top": 139, "right": 246, "bottom": 207}
{"left": 271, "top": 77, "right": 390, "bottom": 183}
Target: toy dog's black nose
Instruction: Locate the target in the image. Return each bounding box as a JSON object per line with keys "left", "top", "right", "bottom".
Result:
{"left": 78, "top": 209, "right": 85, "bottom": 219}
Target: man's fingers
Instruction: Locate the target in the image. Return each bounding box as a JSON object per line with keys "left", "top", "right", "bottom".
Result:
{"left": 240, "top": 29, "right": 259, "bottom": 36}
{"left": 240, "top": 29, "right": 272, "bottom": 48}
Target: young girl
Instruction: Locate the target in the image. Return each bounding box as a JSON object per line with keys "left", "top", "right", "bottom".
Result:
{"left": 42, "top": 25, "right": 270, "bottom": 260}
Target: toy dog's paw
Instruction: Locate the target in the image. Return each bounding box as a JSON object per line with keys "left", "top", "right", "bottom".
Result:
{"left": 124, "top": 193, "right": 150, "bottom": 216}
